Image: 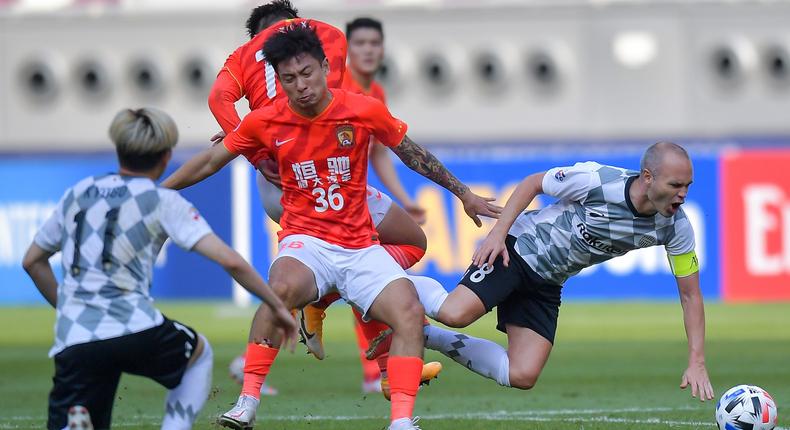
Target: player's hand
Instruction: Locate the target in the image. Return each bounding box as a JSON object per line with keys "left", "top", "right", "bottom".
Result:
{"left": 271, "top": 306, "right": 298, "bottom": 353}
{"left": 680, "top": 361, "right": 715, "bottom": 401}
{"left": 472, "top": 228, "right": 509, "bottom": 268}
{"left": 460, "top": 191, "right": 503, "bottom": 227}
{"left": 403, "top": 202, "right": 427, "bottom": 225}
{"left": 210, "top": 130, "right": 226, "bottom": 146}
{"left": 258, "top": 159, "right": 282, "bottom": 188}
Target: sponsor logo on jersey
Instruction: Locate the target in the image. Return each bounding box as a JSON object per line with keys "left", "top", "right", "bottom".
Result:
{"left": 275, "top": 137, "right": 295, "bottom": 147}
{"left": 576, "top": 223, "right": 626, "bottom": 255}
{"left": 554, "top": 170, "right": 566, "bottom": 182}
{"left": 336, "top": 124, "right": 354, "bottom": 148}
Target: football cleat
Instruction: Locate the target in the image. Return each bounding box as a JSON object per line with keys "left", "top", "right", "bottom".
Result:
{"left": 365, "top": 328, "right": 393, "bottom": 361}
{"left": 299, "top": 305, "right": 326, "bottom": 360}
{"left": 67, "top": 405, "right": 93, "bottom": 430}
{"left": 381, "top": 362, "right": 442, "bottom": 400}
{"left": 388, "top": 416, "right": 421, "bottom": 430}
{"left": 217, "top": 395, "right": 259, "bottom": 430}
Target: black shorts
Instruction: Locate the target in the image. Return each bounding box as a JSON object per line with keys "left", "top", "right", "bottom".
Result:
{"left": 459, "top": 235, "right": 562, "bottom": 344}
{"left": 47, "top": 317, "right": 198, "bottom": 430}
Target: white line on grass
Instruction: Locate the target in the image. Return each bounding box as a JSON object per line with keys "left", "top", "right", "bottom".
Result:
{"left": 5, "top": 408, "right": 786, "bottom": 430}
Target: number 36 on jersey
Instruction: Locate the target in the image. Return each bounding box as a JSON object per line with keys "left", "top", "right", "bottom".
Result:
{"left": 291, "top": 156, "right": 352, "bottom": 213}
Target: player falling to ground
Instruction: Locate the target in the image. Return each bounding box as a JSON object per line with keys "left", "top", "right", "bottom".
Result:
{"left": 203, "top": 1, "right": 435, "bottom": 397}
{"left": 370, "top": 142, "right": 716, "bottom": 402}
{"left": 163, "top": 25, "right": 500, "bottom": 430}
{"left": 21, "top": 108, "right": 298, "bottom": 430}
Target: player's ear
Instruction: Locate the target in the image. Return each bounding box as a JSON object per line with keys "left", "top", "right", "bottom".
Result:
{"left": 321, "top": 57, "right": 329, "bottom": 76}
{"left": 642, "top": 168, "right": 653, "bottom": 185}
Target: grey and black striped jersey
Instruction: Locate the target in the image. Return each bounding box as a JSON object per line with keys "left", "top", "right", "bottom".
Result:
{"left": 509, "top": 162, "right": 695, "bottom": 285}
{"left": 34, "top": 174, "right": 212, "bottom": 356}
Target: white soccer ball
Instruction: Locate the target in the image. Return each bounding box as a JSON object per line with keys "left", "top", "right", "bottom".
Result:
{"left": 715, "top": 385, "right": 778, "bottom": 430}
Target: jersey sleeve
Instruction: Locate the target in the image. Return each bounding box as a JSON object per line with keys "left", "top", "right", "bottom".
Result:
{"left": 665, "top": 212, "right": 698, "bottom": 277}
{"left": 223, "top": 112, "right": 272, "bottom": 166}
{"left": 33, "top": 189, "right": 70, "bottom": 252}
{"left": 365, "top": 98, "right": 408, "bottom": 148}
{"left": 157, "top": 190, "right": 213, "bottom": 250}
{"left": 541, "top": 162, "right": 601, "bottom": 203}
{"left": 208, "top": 69, "right": 244, "bottom": 134}
{"left": 664, "top": 212, "right": 696, "bottom": 256}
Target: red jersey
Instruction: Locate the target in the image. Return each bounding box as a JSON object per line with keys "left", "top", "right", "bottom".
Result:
{"left": 210, "top": 19, "right": 347, "bottom": 133}
{"left": 341, "top": 72, "right": 387, "bottom": 103}
{"left": 223, "top": 89, "right": 407, "bottom": 249}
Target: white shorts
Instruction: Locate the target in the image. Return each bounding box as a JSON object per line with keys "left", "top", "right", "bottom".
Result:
{"left": 273, "top": 234, "right": 407, "bottom": 317}
{"left": 256, "top": 174, "right": 393, "bottom": 227}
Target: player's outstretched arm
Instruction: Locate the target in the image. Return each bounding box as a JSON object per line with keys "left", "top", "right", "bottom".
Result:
{"left": 370, "top": 140, "right": 425, "bottom": 224}
{"left": 191, "top": 233, "right": 298, "bottom": 351}
{"left": 22, "top": 243, "right": 58, "bottom": 307}
{"left": 161, "top": 143, "right": 237, "bottom": 190}
{"left": 472, "top": 172, "right": 545, "bottom": 268}
{"left": 391, "top": 134, "right": 501, "bottom": 226}
{"left": 676, "top": 272, "right": 714, "bottom": 402}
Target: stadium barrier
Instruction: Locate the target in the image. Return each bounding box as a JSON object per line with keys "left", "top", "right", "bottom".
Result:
{"left": 1, "top": 142, "right": 789, "bottom": 304}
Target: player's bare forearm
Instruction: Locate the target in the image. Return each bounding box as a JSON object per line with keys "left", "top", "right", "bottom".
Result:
{"left": 392, "top": 135, "right": 468, "bottom": 198}
{"left": 22, "top": 244, "right": 58, "bottom": 308}
{"left": 161, "top": 145, "right": 236, "bottom": 190}
{"left": 677, "top": 272, "right": 706, "bottom": 362}
{"left": 491, "top": 173, "right": 545, "bottom": 236}
{"left": 371, "top": 141, "right": 413, "bottom": 205}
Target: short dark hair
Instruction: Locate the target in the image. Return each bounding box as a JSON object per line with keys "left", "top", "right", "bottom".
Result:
{"left": 246, "top": 0, "right": 299, "bottom": 38}
{"left": 117, "top": 149, "right": 169, "bottom": 171}
{"left": 263, "top": 24, "right": 326, "bottom": 72}
{"left": 346, "top": 17, "right": 383, "bottom": 40}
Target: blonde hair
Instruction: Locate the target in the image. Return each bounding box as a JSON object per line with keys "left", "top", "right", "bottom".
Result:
{"left": 109, "top": 107, "right": 178, "bottom": 155}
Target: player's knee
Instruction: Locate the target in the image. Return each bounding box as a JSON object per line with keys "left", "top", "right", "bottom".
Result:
{"left": 389, "top": 299, "right": 424, "bottom": 331}
{"left": 509, "top": 368, "right": 540, "bottom": 390}
{"left": 270, "top": 281, "right": 300, "bottom": 308}
{"left": 439, "top": 307, "right": 474, "bottom": 328}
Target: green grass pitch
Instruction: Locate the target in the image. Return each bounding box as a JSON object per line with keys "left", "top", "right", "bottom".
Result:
{"left": 1, "top": 301, "right": 788, "bottom": 429}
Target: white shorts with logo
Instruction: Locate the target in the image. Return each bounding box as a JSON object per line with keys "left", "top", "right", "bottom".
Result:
{"left": 273, "top": 234, "right": 407, "bottom": 317}
{"left": 256, "top": 174, "right": 393, "bottom": 227}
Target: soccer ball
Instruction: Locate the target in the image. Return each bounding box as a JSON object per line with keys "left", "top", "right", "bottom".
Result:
{"left": 715, "top": 385, "right": 778, "bottom": 430}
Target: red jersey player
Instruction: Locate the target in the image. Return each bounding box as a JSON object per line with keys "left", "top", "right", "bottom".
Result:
{"left": 200, "top": 1, "right": 434, "bottom": 397}
{"left": 164, "top": 24, "right": 500, "bottom": 430}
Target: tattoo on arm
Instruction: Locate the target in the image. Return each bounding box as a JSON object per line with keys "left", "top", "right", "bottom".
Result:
{"left": 392, "top": 135, "right": 467, "bottom": 197}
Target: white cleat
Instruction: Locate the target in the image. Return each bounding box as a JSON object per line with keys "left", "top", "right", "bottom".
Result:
{"left": 67, "top": 405, "right": 94, "bottom": 430}
{"left": 217, "top": 395, "right": 259, "bottom": 430}
{"left": 388, "top": 416, "right": 421, "bottom": 430}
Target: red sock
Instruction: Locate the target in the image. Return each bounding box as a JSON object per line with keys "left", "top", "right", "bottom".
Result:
{"left": 387, "top": 356, "right": 423, "bottom": 421}
{"left": 382, "top": 244, "right": 425, "bottom": 269}
{"left": 242, "top": 343, "right": 279, "bottom": 399}
{"left": 353, "top": 312, "right": 381, "bottom": 381}
{"left": 313, "top": 292, "right": 342, "bottom": 309}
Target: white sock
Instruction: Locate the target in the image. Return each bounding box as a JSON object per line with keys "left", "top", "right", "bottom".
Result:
{"left": 424, "top": 325, "right": 510, "bottom": 387}
{"left": 409, "top": 275, "right": 448, "bottom": 319}
{"left": 161, "top": 335, "right": 213, "bottom": 430}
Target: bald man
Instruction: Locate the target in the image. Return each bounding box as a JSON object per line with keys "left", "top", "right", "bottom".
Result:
{"left": 373, "top": 142, "right": 714, "bottom": 402}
